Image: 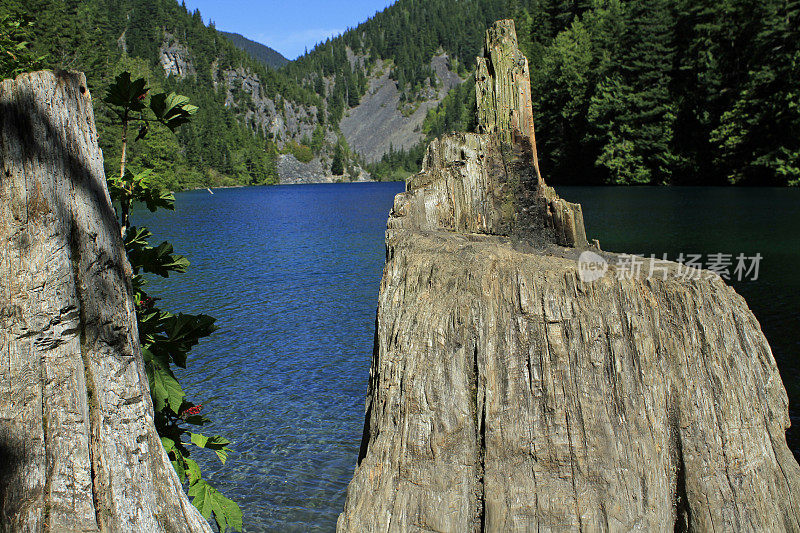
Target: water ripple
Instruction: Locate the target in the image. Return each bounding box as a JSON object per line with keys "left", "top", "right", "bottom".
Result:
{"left": 136, "top": 183, "right": 800, "bottom": 531}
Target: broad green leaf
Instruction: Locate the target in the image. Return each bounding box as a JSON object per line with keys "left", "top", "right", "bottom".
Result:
{"left": 125, "top": 226, "right": 152, "bottom": 252}
{"left": 205, "top": 435, "right": 231, "bottom": 450}
{"left": 149, "top": 364, "right": 185, "bottom": 413}
{"left": 127, "top": 239, "right": 190, "bottom": 277}
{"left": 189, "top": 480, "right": 243, "bottom": 532}
{"left": 150, "top": 91, "right": 198, "bottom": 132}
{"left": 105, "top": 72, "right": 147, "bottom": 112}
{"left": 189, "top": 433, "right": 230, "bottom": 450}
{"left": 214, "top": 447, "right": 230, "bottom": 465}
{"left": 185, "top": 458, "right": 202, "bottom": 485}
{"left": 190, "top": 432, "right": 209, "bottom": 448}
{"left": 190, "top": 433, "right": 231, "bottom": 464}
{"left": 151, "top": 313, "right": 216, "bottom": 367}
{"left": 141, "top": 187, "right": 175, "bottom": 212}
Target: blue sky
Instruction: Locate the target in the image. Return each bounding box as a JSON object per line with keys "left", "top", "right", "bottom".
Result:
{"left": 182, "top": 0, "right": 396, "bottom": 60}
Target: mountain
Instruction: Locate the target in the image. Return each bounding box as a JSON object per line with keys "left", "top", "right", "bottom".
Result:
{"left": 3, "top": 0, "right": 796, "bottom": 188}
{"left": 283, "top": 0, "right": 514, "bottom": 164}
{"left": 1, "top": 0, "right": 326, "bottom": 189}
{"left": 1, "top": 0, "right": 515, "bottom": 188}
{"left": 220, "top": 32, "right": 289, "bottom": 69}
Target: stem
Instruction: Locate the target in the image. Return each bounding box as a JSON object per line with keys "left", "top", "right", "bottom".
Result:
{"left": 119, "top": 110, "right": 130, "bottom": 239}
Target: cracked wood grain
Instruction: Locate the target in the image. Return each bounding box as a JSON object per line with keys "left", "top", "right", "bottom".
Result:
{"left": 337, "top": 20, "right": 800, "bottom": 533}
{"left": 0, "top": 70, "right": 210, "bottom": 533}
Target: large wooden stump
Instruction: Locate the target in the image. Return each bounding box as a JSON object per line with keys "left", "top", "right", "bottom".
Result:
{"left": 0, "top": 71, "right": 211, "bottom": 532}
{"left": 337, "top": 21, "right": 800, "bottom": 532}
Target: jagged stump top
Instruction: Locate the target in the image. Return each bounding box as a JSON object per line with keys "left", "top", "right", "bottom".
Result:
{"left": 397, "top": 19, "right": 588, "bottom": 248}
{"left": 476, "top": 19, "right": 542, "bottom": 184}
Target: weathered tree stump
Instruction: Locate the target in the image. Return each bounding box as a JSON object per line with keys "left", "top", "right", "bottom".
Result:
{"left": 0, "top": 71, "right": 210, "bottom": 532}
{"left": 337, "top": 21, "right": 800, "bottom": 532}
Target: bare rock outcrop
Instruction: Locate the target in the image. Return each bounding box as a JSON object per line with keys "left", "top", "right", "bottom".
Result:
{"left": 212, "top": 65, "right": 318, "bottom": 146}
{"left": 340, "top": 55, "right": 464, "bottom": 164}
{"left": 277, "top": 153, "right": 327, "bottom": 184}
{"left": 337, "top": 21, "right": 800, "bottom": 532}
{"left": 0, "top": 71, "right": 211, "bottom": 532}
{"left": 159, "top": 33, "right": 196, "bottom": 79}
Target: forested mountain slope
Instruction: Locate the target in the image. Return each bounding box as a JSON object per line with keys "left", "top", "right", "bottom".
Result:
{"left": 1, "top": 0, "right": 329, "bottom": 189}
{"left": 1, "top": 0, "right": 512, "bottom": 188}
{"left": 277, "top": 0, "right": 515, "bottom": 164}
{"left": 220, "top": 32, "right": 289, "bottom": 69}
{"left": 2, "top": 0, "right": 796, "bottom": 187}
{"left": 381, "top": 0, "right": 800, "bottom": 186}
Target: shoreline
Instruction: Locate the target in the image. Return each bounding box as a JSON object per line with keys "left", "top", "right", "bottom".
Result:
{"left": 185, "top": 177, "right": 388, "bottom": 192}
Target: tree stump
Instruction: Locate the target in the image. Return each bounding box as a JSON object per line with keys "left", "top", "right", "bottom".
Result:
{"left": 0, "top": 70, "right": 210, "bottom": 532}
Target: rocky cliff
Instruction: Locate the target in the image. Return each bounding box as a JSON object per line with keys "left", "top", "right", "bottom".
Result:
{"left": 276, "top": 153, "right": 370, "bottom": 184}
{"left": 340, "top": 54, "right": 464, "bottom": 164}
{"left": 0, "top": 71, "right": 210, "bottom": 532}
{"left": 337, "top": 20, "right": 800, "bottom": 532}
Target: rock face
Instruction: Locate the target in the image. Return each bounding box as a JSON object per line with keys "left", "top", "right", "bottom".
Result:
{"left": 276, "top": 154, "right": 372, "bottom": 184}
{"left": 159, "top": 33, "right": 197, "bottom": 79}
{"left": 213, "top": 65, "right": 319, "bottom": 144}
{"left": 337, "top": 21, "right": 800, "bottom": 532}
{"left": 340, "top": 55, "right": 464, "bottom": 164}
{"left": 0, "top": 71, "right": 211, "bottom": 532}
{"left": 277, "top": 153, "right": 328, "bottom": 184}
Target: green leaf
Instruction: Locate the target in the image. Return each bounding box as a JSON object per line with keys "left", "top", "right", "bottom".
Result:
{"left": 161, "top": 436, "right": 176, "bottom": 454}
{"left": 190, "top": 432, "right": 209, "bottom": 448}
{"left": 127, "top": 239, "right": 190, "bottom": 277}
{"left": 214, "top": 447, "right": 230, "bottom": 465}
{"left": 150, "top": 91, "right": 198, "bottom": 132}
{"left": 185, "top": 458, "right": 202, "bottom": 485}
{"left": 190, "top": 432, "right": 232, "bottom": 464}
{"left": 188, "top": 480, "right": 243, "bottom": 532}
{"left": 141, "top": 346, "right": 154, "bottom": 364}
{"left": 148, "top": 363, "right": 185, "bottom": 413}
{"left": 125, "top": 226, "right": 152, "bottom": 250}
{"left": 154, "top": 313, "right": 217, "bottom": 367}
{"left": 141, "top": 188, "right": 175, "bottom": 212}
{"left": 105, "top": 72, "right": 147, "bottom": 112}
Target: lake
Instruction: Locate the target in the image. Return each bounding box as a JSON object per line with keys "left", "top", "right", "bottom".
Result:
{"left": 136, "top": 183, "right": 799, "bottom": 532}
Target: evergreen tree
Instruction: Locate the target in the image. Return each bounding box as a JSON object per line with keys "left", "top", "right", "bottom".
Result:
{"left": 331, "top": 142, "right": 345, "bottom": 175}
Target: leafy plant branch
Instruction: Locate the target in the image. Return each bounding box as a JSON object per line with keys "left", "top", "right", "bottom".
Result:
{"left": 105, "top": 71, "right": 198, "bottom": 237}
{"left": 105, "top": 72, "right": 242, "bottom": 533}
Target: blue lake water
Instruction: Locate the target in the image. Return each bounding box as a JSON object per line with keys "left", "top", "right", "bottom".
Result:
{"left": 135, "top": 183, "right": 799, "bottom": 532}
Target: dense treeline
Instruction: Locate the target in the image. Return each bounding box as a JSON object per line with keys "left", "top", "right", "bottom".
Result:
{"left": 526, "top": 0, "right": 799, "bottom": 185}
{"left": 282, "top": 0, "right": 514, "bottom": 122}
{"left": 3, "top": 0, "right": 796, "bottom": 186}
{"left": 377, "top": 0, "right": 800, "bottom": 186}
{"left": 0, "top": 0, "right": 319, "bottom": 190}
{"left": 220, "top": 32, "right": 289, "bottom": 69}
